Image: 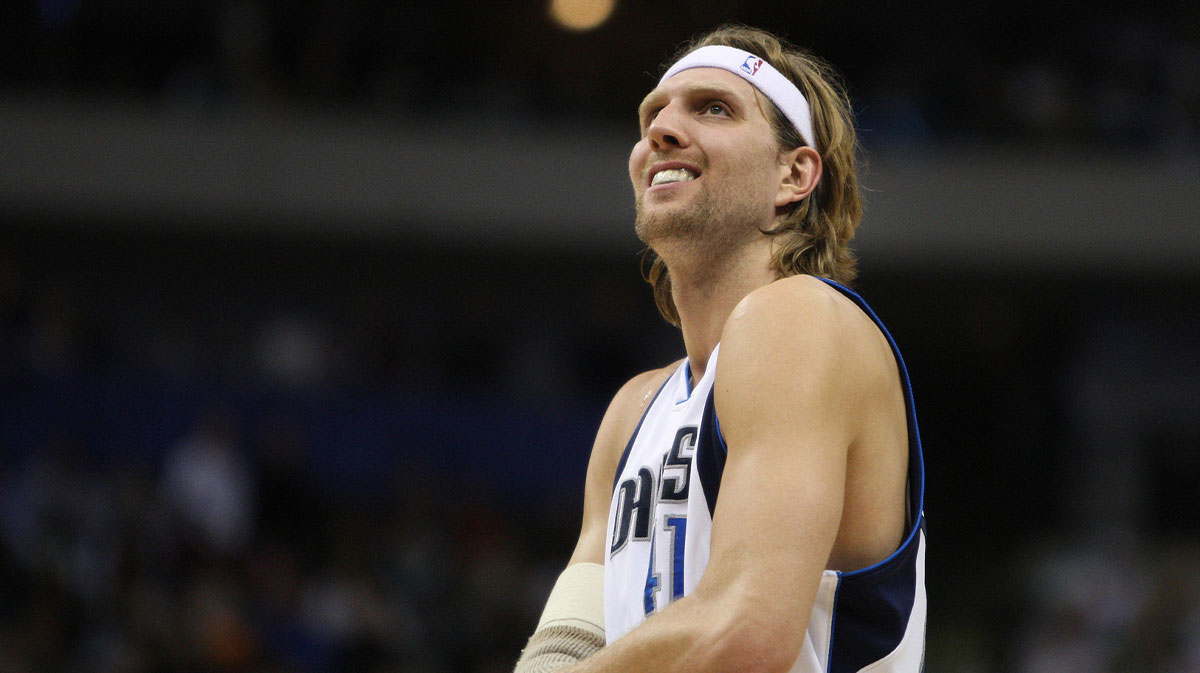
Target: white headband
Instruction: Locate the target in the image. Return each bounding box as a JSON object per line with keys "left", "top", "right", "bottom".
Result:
{"left": 659, "top": 45, "right": 817, "bottom": 151}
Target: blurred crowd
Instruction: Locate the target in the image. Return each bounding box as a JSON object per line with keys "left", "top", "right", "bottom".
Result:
{"left": 1010, "top": 534, "right": 1200, "bottom": 673}
{"left": 2, "top": 2, "right": 1200, "bottom": 670}
{"left": 0, "top": 237, "right": 664, "bottom": 673}
{"left": 0, "top": 406, "right": 569, "bottom": 673}
{"left": 1, "top": 0, "right": 1197, "bottom": 150}
{"left": 0, "top": 251, "right": 565, "bottom": 673}
{"left": 3, "top": 232, "right": 1200, "bottom": 672}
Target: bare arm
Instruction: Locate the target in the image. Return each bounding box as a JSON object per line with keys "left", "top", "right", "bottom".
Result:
{"left": 561, "top": 278, "right": 886, "bottom": 673}
{"left": 514, "top": 366, "right": 677, "bottom": 673}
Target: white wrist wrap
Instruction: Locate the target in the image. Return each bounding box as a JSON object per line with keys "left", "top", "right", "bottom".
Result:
{"left": 535, "top": 562, "right": 605, "bottom": 635}
{"left": 514, "top": 563, "right": 605, "bottom": 673}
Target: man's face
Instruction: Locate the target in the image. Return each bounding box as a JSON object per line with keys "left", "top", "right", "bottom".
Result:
{"left": 630, "top": 67, "right": 784, "bottom": 249}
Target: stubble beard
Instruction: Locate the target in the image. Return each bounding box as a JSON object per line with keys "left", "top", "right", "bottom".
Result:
{"left": 634, "top": 181, "right": 758, "bottom": 273}
{"left": 634, "top": 195, "right": 714, "bottom": 245}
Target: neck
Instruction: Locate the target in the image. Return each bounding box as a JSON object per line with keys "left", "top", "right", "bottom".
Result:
{"left": 659, "top": 235, "right": 777, "bottom": 381}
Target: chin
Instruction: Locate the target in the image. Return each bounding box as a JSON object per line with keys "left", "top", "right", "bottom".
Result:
{"left": 636, "top": 208, "right": 705, "bottom": 246}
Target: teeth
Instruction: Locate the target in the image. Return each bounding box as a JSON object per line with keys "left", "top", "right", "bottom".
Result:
{"left": 651, "top": 168, "right": 697, "bottom": 186}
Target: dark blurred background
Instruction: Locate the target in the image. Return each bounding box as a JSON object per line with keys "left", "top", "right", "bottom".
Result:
{"left": 2, "top": 1, "right": 1199, "bottom": 671}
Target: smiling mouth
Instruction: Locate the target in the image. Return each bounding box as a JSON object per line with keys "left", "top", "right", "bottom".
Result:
{"left": 650, "top": 168, "right": 698, "bottom": 186}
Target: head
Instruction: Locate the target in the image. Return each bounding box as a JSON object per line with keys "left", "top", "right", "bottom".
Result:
{"left": 636, "top": 24, "right": 863, "bottom": 326}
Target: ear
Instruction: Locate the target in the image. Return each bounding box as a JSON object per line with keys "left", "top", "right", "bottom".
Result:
{"left": 774, "top": 146, "right": 821, "bottom": 208}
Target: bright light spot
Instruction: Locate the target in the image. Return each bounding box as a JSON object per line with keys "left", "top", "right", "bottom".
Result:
{"left": 549, "top": 0, "right": 616, "bottom": 32}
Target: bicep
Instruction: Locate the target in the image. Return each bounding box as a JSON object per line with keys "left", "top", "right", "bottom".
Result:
{"left": 567, "top": 427, "right": 619, "bottom": 565}
{"left": 695, "top": 293, "right": 860, "bottom": 630}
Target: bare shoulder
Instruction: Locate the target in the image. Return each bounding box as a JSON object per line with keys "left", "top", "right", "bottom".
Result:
{"left": 716, "top": 274, "right": 902, "bottom": 450}
{"left": 721, "top": 274, "right": 887, "bottom": 373}
{"left": 596, "top": 362, "right": 680, "bottom": 453}
{"left": 717, "top": 275, "right": 909, "bottom": 571}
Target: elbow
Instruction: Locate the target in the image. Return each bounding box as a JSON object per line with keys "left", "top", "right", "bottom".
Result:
{"left": 700, "top": 603, "right": 805, "bottom": 673}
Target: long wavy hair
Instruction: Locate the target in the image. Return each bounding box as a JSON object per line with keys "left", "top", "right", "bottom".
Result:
{"left": 642, "top": 24, "right": 864, "bottom": 326}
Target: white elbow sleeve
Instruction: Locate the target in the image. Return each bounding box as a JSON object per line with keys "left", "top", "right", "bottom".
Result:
{"left": 514, "top": 562, "right": 605, "bottom": 673}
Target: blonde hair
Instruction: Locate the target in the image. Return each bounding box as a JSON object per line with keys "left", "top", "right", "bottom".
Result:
{"left": 643, "top": 24, "right": 863, "bottom": 326}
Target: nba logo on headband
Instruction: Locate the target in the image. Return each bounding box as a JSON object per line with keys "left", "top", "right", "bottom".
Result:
{"left": 741, "top": 56, "right": 764, "bottom": 76}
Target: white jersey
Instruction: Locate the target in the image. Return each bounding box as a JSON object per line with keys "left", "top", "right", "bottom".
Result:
{"left": 603, "top": 279, "right": 927, "bottom": 672}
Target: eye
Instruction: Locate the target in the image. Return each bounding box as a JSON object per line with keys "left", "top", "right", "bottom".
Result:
{"left": 702, "top": 101, "right": 730, "bottom": 116}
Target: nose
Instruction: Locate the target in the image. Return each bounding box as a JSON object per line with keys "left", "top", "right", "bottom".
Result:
{"left": 646, "top": 102, "right": 690, "bottom": 151}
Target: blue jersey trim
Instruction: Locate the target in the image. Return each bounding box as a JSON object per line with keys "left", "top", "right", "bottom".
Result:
{"left": 694, "top": 387, "right": 728, "bottom": 519}
{"left": 816, "top": 278, "right": 926, "bottom": 673}
{"left": 671, "top": 359, "right": 696, "bottom": 405}
{"left": 826, "top": 579, "right": 842, "bottom": 671}
{"left": 828, "top": 527, "right": 922, "bottom": 673}
{"left": 643, "top": 535, "right": 659, "bottom": 614}
{"left": 818, "top": 277, "right": 926, "bottom": 568}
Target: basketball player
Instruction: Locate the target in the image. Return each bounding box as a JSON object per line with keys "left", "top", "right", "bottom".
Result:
{"left": 515, "top": 25, "right": 926, "bottom": 673}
